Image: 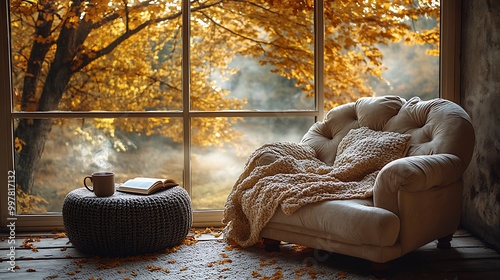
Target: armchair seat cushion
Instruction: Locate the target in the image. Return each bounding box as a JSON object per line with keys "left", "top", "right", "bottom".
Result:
{"left": 266, "top": 198, "right": 400, "bottom": 247}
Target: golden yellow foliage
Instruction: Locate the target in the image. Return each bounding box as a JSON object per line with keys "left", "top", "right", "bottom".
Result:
{"left": 9, "top": 0, "right": 439, "bottom": 178}
{"left": 14, "top": 137, "right": 25, "bottom": 152}
{"left": 16, "top": 188, "right": 48, "bottom": 214}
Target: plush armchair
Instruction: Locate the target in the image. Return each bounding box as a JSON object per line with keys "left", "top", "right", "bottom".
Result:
{"left": 254, "top": 96, "right": 475, "bottom": 267}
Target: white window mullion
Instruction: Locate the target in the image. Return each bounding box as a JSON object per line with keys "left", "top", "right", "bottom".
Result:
{"left": 182, "top": 0, "right": 192, "bottom": 196}
{"left": 315, "top": 0, "right": 325, "bottom": 120}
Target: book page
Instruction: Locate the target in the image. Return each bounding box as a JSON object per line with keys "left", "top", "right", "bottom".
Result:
{"left": 121, "top": 178, "right": 160, "bottom": 189}
{"left": 133, "top": 177, "right": 164, "bottom": 182}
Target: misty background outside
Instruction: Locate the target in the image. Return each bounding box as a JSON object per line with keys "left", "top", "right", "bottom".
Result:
{"left": 10, "top": 1, "right": 439, "bottom": 214}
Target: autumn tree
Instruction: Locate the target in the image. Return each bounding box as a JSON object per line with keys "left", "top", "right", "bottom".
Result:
{"left": 10, "top": 0, "right": 439, "bottom": 193}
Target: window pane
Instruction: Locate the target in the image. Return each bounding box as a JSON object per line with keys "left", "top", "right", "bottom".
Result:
{"left": 191, "top": 117, "right": 315, "bottom": 210}
{"left": 6, "top": 0, "right": 444, "bottom": 221}
{"left": 14, "top": 118, "right": 183, "bottom": 214}
{"left": 373, "top": 16, "right": 440, "bottom": 101}
{"left": 190, "top": 1, "right": 315, "bottom": 111}
{"left": 323, "top": 0, "right": 440, "bottom": 109}
{"left": 10, "top": 1, "right": 182, "bottom": 112}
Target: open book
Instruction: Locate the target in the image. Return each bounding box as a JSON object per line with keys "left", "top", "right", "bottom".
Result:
{"left": 117, "top": 177, "right": 179, "bottom": 195}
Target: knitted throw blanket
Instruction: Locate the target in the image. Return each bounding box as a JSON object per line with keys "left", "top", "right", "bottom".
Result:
{"left": 222, "top": 127, "right": 411, "bottom": 247}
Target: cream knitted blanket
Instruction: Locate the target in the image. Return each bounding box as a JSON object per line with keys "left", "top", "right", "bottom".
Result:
{"left": 222, "top": 127, "right": 411, "bottom": 247}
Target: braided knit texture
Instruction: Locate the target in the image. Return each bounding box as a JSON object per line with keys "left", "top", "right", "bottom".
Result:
{"left": 63, "top": 186, "right": 192, "bottom": 256}
{"left": 223, "top": 127, "right": 411, "bottom": 247}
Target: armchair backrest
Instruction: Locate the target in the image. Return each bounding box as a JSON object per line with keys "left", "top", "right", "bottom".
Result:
{"left": 301, "top": 96, "right": 475, "bottom": 172}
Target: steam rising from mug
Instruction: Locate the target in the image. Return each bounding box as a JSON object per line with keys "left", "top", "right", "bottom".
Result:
{"left": 92, "top": 145, "right": 113, "bottom": 171}
{"left": 80, "top": 133, "right": 114, "bottom": 171}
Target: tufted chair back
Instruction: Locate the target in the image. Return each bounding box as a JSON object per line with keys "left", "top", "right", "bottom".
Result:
{"left": 301, "top": 96, "right": 475, "bottom": 173}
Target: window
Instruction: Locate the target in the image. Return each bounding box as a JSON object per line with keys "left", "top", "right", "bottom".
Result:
{"left": 0, "top": 0, "right": 459, "bottom": 230}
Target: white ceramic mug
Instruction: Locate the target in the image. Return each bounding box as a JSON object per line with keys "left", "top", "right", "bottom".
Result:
{"left": 84, "top": 171, "right": 115, "bottom": 197}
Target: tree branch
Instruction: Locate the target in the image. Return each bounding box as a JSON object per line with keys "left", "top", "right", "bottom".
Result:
{"left": 21, "top": 0, "right": 57, "bottom": 110}
{"left": 73, "top": 0, "right": 226, "bottom": 72}
{"left": 198, "top": 10, "right": 308, "bottom": 55}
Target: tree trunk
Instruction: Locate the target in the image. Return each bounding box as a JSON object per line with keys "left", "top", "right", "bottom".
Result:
{"left": 14, "top": 0, "right": 91, "bottom": 193}
{"left": 15, "top": 48, "right": 79, "bottom": 193}
{"left": 14, "top": 119, "right": 53, "bottom": 193}
{"left": 15, "top": 64, "right": 77, "bottom": 193}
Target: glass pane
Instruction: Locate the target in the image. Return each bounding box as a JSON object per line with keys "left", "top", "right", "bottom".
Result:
{"left": 191, "top": 117, "right": 315, "bottom": 210}
{"left": 190, "top": 1, "right": 315, "bottom": 111}
{"left": 14, "top": 118, "right": 183, "bottom": 214}
{"left": 323, "top": 0, "right": 440, "bottom": 110}
{"left": 10, "top": 1, "right": 182, "bottom": 112}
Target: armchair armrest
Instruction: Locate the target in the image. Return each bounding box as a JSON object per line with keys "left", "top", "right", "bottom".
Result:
{"left": 373, "top": 154, "right": 465, "bottom": 215}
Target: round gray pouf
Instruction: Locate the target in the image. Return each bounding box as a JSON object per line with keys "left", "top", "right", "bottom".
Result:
{"left": 62, "top": 186, "right": 192, "bottom": 256}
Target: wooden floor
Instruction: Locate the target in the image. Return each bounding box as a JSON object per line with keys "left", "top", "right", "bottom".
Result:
{"left": 1, "top": 228, "right": 499, "bottom": 279}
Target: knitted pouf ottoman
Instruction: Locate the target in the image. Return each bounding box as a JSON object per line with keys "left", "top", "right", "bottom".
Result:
{"left": 62, "top": 186, "right": 192, "bottom": 256}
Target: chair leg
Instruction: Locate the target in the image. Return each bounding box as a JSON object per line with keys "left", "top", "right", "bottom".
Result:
{"left": 370, "top": 261, "right": 390, "bottom": 279}
{"left": 263, "top": 238, "right": 280, "bottom": 252}
{"left": 437, "top": 234, "right": 453, "bottom": 249}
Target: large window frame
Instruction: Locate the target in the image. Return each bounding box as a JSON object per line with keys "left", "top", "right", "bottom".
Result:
{"left": 0, "top": 0, "right": 461, "bottom": 231}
